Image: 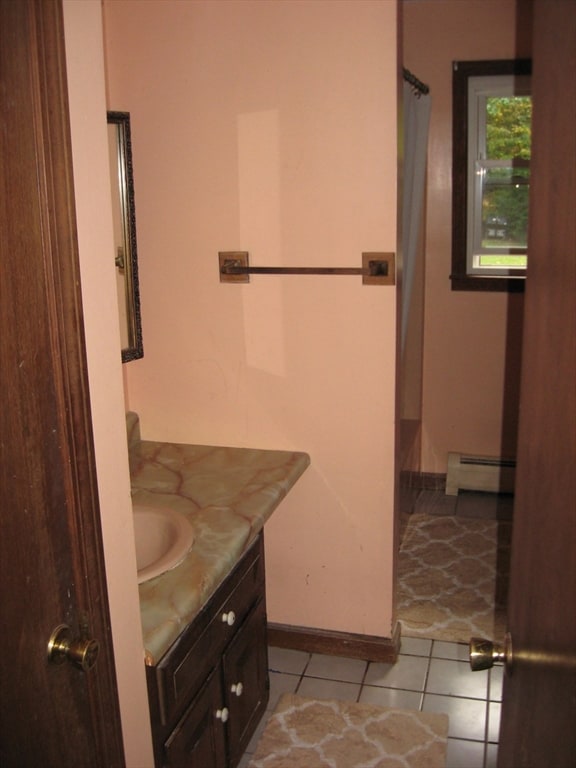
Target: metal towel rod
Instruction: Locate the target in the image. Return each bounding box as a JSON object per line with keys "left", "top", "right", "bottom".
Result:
{"left": 219, "top": 252, "right": 395, "bottom": 285}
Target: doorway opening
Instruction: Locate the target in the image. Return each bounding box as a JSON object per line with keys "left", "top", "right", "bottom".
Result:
{"left": 396, "top": 490, "right": 512, "bottom": 642}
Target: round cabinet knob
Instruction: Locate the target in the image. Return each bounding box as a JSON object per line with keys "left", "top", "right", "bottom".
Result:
{"left": 216, "top": 707, "right": 229, "bottom": 723}
{"left": 231, "top": 682, "right": 243, "bottom": 697}
{"left": 221, "top": 611, "right": 236, "bottom": 626}
{"left": 47, "top": 624, "right": 100, "bottom": 672}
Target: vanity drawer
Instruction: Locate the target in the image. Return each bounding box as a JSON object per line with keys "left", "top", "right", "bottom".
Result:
{"left": 153, "top": 535, "right": 265, "bottom": 727}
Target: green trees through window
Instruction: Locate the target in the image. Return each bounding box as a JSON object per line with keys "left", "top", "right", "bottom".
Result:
{"left": 482, "top": 95, "right": 532, "bottom": 262}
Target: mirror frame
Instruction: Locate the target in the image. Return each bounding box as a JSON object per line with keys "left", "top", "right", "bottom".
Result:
{"left": 107, "top": 110, "right": 143, "bottom": 362}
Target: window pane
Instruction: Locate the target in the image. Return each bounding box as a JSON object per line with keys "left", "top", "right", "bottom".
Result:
{"left": 476, "top": 92, "right": 531, "bottom": 269}
{"left": 485, "top": 96, "right": 531, "bottom": 160}
{"left": 479, "top": 253, "right": 527, "bottom": 267}
{"left": 480, "top": 165, "right": 530, "bottom": 253}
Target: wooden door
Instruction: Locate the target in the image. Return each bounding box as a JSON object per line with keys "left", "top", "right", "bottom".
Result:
{"left": 0, "top": 1, "right": 124, "bottom": 765}
{"left": 497, "top": 0, "right": 576, "bottom": 765}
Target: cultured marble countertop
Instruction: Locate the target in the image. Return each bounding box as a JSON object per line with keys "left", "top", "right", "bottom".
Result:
{"left": 127, "top": 413, "right": 310, "bottom": 665}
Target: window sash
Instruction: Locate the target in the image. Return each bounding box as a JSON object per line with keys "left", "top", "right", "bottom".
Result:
{"left": 451, "top": 59, "right": 532, "bottom": 292}
{"left": 466, "top": 74, "right": 531, "bottom": 276}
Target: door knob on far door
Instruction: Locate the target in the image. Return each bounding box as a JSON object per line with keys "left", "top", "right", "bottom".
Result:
{"left": 47, "top": 624, "right": 100, "bottom": 672}
{"left": 469, "top": 633, "right": 513, "bottom": 671}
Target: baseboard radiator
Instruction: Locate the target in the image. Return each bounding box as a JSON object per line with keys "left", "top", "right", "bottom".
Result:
{"left": 445, "top": 452, "right": 516, "bottom": 496}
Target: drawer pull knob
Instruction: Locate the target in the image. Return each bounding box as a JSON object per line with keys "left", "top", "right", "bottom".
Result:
{"left": 216, "top": 707, "right": 229, "bottom": 723}
{"left": 222, "top": 611, "right": 236, "bottom": 626}
{"left": 231, "top": 682, "right": 243, "bottom": 697}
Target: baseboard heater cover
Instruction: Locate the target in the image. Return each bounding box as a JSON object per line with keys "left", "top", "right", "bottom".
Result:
{"left": 445, "top": 452, "right": 516, "bottom": 496}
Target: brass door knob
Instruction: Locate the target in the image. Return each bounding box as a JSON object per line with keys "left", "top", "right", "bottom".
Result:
{"left": 47, "top": 624, "right": 100, "bottom": 672}
{"left": 469, "top": 633, "right": 513, "bottom": 671}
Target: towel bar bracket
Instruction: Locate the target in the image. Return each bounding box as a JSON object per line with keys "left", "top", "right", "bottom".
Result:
{"left": 218, "top": 252, "right": 395, "bottom": 285}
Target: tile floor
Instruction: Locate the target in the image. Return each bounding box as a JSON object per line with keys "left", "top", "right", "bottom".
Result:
{"left": 239, "top": 639, "right": 502, "bottom": 768}
{"left": 240, "top": 492, "right": 508, "bottom": 767}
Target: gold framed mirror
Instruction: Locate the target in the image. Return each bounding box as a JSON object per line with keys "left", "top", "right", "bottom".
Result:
{"left": 107, "top": 111, "right": 143, "bottom": 362}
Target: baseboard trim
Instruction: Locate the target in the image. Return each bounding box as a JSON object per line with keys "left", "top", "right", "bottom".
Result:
{"left": 267, "top": 621, "right": 401, "bottom": 663}
{"left": 400, "top": 470, "right": 447, "bottom": 492}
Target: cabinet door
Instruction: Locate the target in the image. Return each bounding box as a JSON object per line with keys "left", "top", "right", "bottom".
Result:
{"left": 223, "top": 600, "right": 269, "bottom": 768}
{"left": 164, "top": 666, "right": 227, "bottom": 768}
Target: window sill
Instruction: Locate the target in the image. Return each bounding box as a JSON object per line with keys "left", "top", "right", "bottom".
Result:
{"left": 450, "top": 274, "right": 525, "bottom": 292}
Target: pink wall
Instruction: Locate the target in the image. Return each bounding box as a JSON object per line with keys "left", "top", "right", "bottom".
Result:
{"left": 104, "top": 0, "right": 399, "bottom": 638}
{"left": 404, "top": 0, "right": 529, "bottom": 473}
{"left": 63, "top": 3, "right": 154, "bottom": 764}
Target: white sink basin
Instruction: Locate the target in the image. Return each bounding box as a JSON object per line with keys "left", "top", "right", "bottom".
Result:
{"left": 132, "top": 504, "right": 194, "bottom": 584}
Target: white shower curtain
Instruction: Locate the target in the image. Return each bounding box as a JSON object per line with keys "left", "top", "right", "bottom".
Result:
{"left": 401, "top": 79, "right": 431, "bottom": 351}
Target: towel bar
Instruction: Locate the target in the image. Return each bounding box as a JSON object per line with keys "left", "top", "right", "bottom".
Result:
{"left": 218, "top": 252, "right": 395, "bottom": 285}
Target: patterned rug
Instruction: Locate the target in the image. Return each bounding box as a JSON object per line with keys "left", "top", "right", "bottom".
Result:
{"left": 248, "top": 693, "right": 449, "bottom": 767}
{"left": 396, "top": 513, "right": 511, "bottom": 643}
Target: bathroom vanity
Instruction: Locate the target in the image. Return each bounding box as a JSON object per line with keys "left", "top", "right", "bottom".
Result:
{"left": 127, "top": 413, "right": 309, "bottom": 767}
{"left": 146, "top": 534, "right": 267, "bottom": 767}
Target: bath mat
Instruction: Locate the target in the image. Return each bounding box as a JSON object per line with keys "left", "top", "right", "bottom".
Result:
{"left": 248, "top": 693, "right": 449, "bottom": 767}
{"left": 396, "top": 512, "right": 511, "bottom": 643}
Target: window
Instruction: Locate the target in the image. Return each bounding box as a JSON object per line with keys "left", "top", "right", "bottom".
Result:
{"left": 451, "top": 60, "right": 532, "bottom": 291}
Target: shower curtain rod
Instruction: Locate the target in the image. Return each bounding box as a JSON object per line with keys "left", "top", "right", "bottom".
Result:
{"left": 403, "top": 67, "right": 429, "bottom": 96}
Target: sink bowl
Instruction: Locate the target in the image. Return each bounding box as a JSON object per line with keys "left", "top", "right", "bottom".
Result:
{"left": 133, "top": 504, "right": 194, "bottom": 584}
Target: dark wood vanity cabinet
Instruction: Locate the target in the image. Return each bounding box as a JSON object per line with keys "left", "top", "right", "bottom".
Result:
{"left": 146, "top": 534, "right": 269, "bottom": 768}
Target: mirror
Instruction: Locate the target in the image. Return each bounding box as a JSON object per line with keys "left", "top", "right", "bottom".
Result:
{"left": 107, "top": 111, "right": 143, "bottom": 362}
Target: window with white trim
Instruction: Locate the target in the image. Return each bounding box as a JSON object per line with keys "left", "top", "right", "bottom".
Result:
{"left": 451, "top": 60, "right": 532, "bottom": 292}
